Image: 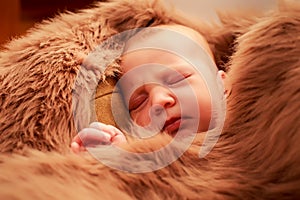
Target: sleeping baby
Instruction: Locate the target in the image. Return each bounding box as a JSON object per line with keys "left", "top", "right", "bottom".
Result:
{"left": 71, "top": 24, "right": 230, "bottom": 153}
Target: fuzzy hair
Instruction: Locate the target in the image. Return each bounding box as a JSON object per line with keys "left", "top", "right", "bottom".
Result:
{"left": 0, "top": 0, "right": 299, "bottom": 199}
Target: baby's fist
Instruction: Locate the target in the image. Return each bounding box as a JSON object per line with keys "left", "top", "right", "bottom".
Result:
{"left": 71, "top": 122, "right": 126, "bottom": 153}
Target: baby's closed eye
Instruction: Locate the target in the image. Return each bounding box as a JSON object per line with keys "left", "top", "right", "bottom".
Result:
{"left": 165, "top": 72, "right": 192, "bottom": 87}
{"left": 129, "top": 93, "right": 148, "bottom": 111}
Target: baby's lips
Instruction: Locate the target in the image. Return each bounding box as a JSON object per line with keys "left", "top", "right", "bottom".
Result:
{"left": 163, "top": 117, "right": 181, "bottom": 134}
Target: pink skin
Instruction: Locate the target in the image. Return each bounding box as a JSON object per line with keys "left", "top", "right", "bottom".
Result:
{"left": 71, "top": 25, "right": 228, "bottom": 153}
{"left": 71, "top": 122, "right": 126, "bottom": 153}
{"left": 120, "top": 50, "right": 212, "bottom": 135}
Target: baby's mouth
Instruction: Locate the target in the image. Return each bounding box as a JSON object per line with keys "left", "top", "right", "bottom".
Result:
{"left": 163, "top": 117, "right": 181, "bottom": 135}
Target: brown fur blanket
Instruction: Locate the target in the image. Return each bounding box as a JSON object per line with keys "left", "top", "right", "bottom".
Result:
{"left": 0, "top": 0, "right": 299, "bottom": 199}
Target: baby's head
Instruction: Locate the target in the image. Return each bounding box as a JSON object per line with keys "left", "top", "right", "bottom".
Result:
{"left": 118, "top": 25, "right": 228, "bottom": 137}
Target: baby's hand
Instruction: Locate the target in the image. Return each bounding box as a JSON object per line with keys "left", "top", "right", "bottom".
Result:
{"left": 71, "top": 122, "right": 127, "bottom": 153}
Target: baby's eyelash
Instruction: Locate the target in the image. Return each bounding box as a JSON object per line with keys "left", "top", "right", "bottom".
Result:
{"left": 129, "top": 94, "right": 148, "bottom": 111}
{"left": 166, "top": 73, "right": 191, "bottom": 85}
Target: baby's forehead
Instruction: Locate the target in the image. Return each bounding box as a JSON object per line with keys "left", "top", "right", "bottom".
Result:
{"left": 124, "top": 26, "right": 212, "bottom": 58}
{"left": 120, "top": 26, "right": 217, "bottom": 78}
{"left": 157, "top": 25, "right": 211, "bottom": 51}
{"left": 120, "top": 49, "right": 217, "bottom": 81}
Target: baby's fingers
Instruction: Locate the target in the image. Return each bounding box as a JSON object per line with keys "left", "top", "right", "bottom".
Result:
{"left": 89, "top": 122, "right": 127, "bottom": 145}
{"left": 71, "top": 141, "right": 81, "bottom": 153}
{"left": 89, "top": 122, "right": 120, "bottom": 137}
{"left": 78, "top": 127, "right": 112, "bottom": 147}
{"left": 112, "top": 134, "right": 127, "bottom": 145}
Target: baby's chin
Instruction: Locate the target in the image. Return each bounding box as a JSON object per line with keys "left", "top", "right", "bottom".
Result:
{"left": 128, "top": 117, "right": 202, "bottom": 139}
{"left": 164, "top": 127, "right": 198, "bottom": 140}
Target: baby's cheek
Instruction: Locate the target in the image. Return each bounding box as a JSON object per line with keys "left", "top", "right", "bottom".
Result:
{"left": 130, "top": 109, "right": 149, "bottom": 127}
{"left": 197, "top": 92, "right": 212, "bottom": 132}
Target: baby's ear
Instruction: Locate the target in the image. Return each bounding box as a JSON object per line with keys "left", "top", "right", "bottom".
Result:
{"left": 218, "top": 70, "right": 231, "bottom": 98}
{"left": 217, "top": 70, "right": 226, "bottom": 82}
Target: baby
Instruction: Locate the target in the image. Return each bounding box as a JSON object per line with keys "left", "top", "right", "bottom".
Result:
{"left": 71, "top": 25, "right": 230, "bottom": 153}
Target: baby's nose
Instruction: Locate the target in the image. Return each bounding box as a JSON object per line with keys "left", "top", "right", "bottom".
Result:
{"left": 150, "top": 86, "right": 176, "bottom": 112}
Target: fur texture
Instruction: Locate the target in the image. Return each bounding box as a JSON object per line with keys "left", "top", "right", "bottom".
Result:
{"left": 0, "top": 0, "right": 299, "bottom": 199}
{"left": 0, "top": 0, "right": 202, "bottom": 153}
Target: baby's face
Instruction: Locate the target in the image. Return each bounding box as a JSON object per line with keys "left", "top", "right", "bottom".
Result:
{"left": 119, "top": 25, "right": 217, "bottom": 136}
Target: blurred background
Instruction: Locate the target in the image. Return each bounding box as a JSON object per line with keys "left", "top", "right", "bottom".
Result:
{"left": 0, "top": 0, "right": 277, "bottom": 45}
{"left": 0, "top": 0, "right": 94, "bottom": 45}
